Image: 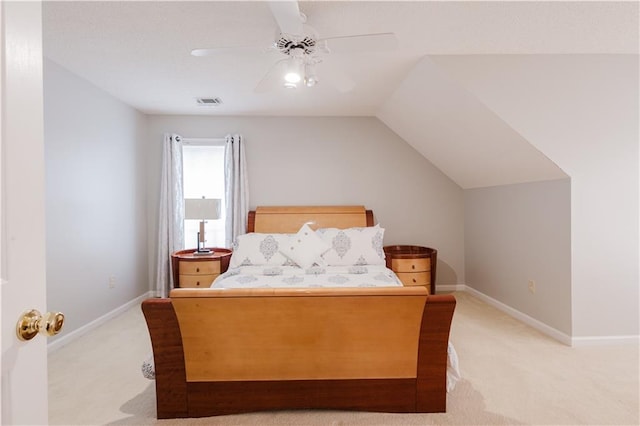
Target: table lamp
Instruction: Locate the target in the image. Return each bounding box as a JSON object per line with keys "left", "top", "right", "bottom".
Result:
{"left": 184, "top": 197, "right": 221, "bottom": 255}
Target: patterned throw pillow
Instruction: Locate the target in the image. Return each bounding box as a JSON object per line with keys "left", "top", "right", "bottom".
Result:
{"left": 280, "top": 223, "right": 331, "bottom": 269}
{"left": 317, "top": 225, "right": 386, "bottom": 266}
{"left": 228, "top": 233, "right": 291, "bottom": 268}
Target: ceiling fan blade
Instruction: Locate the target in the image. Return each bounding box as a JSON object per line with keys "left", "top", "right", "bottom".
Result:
{"left": 191, "top": 45, "right": 273, "bottom": 57}
{"left": 254, "top": 59, "right": 288, "bottom": 93}
{"left": 192, "top": 48, "right": 237, "bottom": 57}
{"left": 319, "top": 32, "right": 398, "bottom": 53}
{"left": 268, "top": 1, "right": 303, "bottom": 35}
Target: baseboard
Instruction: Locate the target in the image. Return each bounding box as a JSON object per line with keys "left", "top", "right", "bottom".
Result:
{"left": 463, "top": 286, "right": 573, "bottom": 346}
{"left": 436, "top": 284, "right": 466, "bottom": 293}
{"left": 47, "top": 291, "right": 152, "bottom": 354}
{"left": 571, "top": 335, "right": 640, "bottom": 346}
{"left": 461, "top": 286, "right": 640, "bottom": 347}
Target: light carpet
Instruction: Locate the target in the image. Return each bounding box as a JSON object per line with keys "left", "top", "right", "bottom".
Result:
{"left": 48, "top": 292, "right": 639, "bottom": 425}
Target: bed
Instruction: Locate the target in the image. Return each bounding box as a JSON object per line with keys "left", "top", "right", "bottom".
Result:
{"left": 142, "top": 206, "right": 456, "bottom": 419}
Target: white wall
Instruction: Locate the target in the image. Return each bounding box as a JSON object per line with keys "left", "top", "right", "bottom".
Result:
{"left": 43, "top": 59, "right": 149, "bottom": 340}
{"left": 146, "top": 115, "right": 465, "bottom": 287}
{"left": 433, "top": 55, "right": 639, "bottom": 339}
{"left": 465, "top": 179, "right": 572, "bottom": 335}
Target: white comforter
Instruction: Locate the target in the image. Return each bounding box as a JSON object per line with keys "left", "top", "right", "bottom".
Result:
{"left": 211, "top": 264, "right": 403, "bottom": 289}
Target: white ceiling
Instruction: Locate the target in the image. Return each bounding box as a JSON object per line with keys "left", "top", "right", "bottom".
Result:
{"left": 43, "top": 1, "right": 638, "bottom": 116}
{"left": 43, "top": 1, "right": 637, "bottom": 189}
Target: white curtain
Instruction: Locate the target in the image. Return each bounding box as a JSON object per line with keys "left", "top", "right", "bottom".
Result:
{"left": 224, "top": 134, "right": 249, "bottom": 247}
{"left": 154, "top": 133, "right": 184, "bottom": 297}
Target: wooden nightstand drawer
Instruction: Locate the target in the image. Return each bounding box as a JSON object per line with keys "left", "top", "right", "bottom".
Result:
{"left": 171, "top": 248, "right": 232, "bottom": 288}
{"left": 179, "top": 260, "right": 220, "bottom": 275}
{"left": 396, "top": 271, "right": 431, "bottom": 287}
{"left": 179, "top": 274, "right": 219, "bottom": 288}
{"left": 384, "top": 245, "right": 437, "bottom": 295}
{"left": 391, "top": 258, "right": 430, "bottom": 273}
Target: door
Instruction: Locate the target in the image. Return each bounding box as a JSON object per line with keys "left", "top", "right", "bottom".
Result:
{"left": 1, "top": 1, "right": 49, "bottom": 424}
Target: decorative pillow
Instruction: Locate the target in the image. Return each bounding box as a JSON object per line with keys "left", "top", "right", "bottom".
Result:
{"left": 229, "top": 233, "right": 291, "bottom": 268}
{"left": 317, "top": 225, "right": 385, "bottom": 266}
{"left": 280, "top": 223, "right": 331, "bottom": 269}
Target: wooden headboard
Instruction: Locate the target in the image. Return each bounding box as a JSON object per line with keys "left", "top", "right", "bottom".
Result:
{"left": 248, "top": 206, "right": 374, "bottom": 233}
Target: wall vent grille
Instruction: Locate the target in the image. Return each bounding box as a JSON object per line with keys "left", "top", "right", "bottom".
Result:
{"left": 196, "top": 97, "right": 223, "bottom": 106}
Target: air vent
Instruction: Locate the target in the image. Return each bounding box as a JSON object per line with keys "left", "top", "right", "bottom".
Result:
{"left": 196, "top": 97, "right": 223, "bottom": 106}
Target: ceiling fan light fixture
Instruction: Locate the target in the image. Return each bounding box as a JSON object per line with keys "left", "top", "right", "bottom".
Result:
{"left": 284, "top": 56, "right": 303, "bottom": 85}
{"left": 304, "top": 64, "right": 318, "bottom": 87}
{"left": 284, "top": 71, "right": 301, "bottom": 84}
{"left": 283, "top": 81, "right": 298, "bottom": 89}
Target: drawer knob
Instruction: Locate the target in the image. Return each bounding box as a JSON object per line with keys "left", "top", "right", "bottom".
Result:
{"left": 196, "top": 267, "right": 200, "bottom": 272}
{"left": 412, "top": 265, "right": 415, "bottom": 270}
{"left": 412, "top": 278, "right": 416, "bottom": 283}
{"left": 196, "top": 281, "right": 200, "bottom": 286}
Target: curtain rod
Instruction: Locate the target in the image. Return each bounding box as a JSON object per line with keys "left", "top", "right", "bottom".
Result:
{"left": 182, "top": 137, "right": 226, "bottom": 145}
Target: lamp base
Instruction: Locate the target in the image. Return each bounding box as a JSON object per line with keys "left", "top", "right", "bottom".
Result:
{"left": 194, "top": 230, "right": 212, "bottom": 255}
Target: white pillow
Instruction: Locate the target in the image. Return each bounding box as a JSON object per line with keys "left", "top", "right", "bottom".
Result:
{"left": 280, "top": 223, "right": 331, "bottom": 269}
{"left": 229, "top": 233, "right": 291, "bottom": 268}
{"left": 317, "top": 225, "right": 386, "bottom": 266}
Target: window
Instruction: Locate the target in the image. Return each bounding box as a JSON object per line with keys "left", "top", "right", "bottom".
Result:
{"left": 182, "top": 141, "right": 226, "bottom": 249}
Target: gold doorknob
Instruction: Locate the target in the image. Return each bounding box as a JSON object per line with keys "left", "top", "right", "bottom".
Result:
{"left": 16, "top": 309, "right": 65, "bottom": 341}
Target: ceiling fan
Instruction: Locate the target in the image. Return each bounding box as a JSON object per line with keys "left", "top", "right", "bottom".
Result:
{"left": 191, "top": 1, "right": 397, "bottom": 93}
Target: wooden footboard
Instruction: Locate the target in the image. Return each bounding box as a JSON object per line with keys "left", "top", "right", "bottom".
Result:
{"left": 142, "top": 288, "right": 456, "bottom": 419}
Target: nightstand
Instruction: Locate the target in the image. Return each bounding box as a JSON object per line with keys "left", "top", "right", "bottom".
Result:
{"left": 384, "top": 245, "right": 437, "bottom": 294}
{"left": 171, "top": 248, "right": 232, "bottom": 288}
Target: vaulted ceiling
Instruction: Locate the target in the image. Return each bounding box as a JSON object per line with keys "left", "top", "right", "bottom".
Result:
{"left": 43, "top": 1, "right": 638, "bottom": 188}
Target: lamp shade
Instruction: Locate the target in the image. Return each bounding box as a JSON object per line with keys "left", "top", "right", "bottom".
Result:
{"left": 184, "top": 198, "right": 221, "bottom": 220}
